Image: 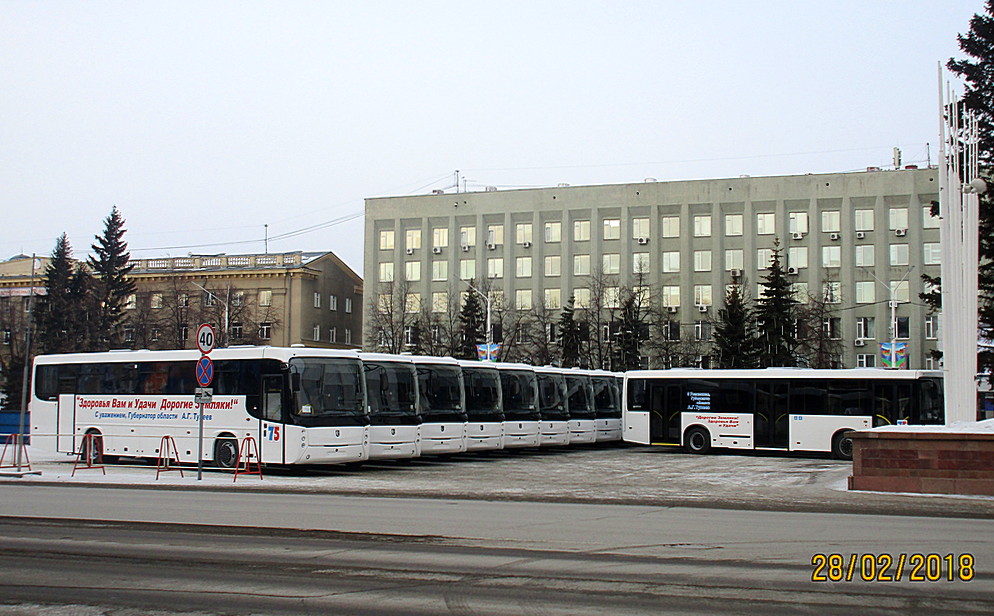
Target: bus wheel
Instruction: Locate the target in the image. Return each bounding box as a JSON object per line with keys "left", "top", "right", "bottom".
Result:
{"left": 832, "top": 432, "right": 854, "bottom": 461}
{"left": 213, "top": 438, "right": 239, "bottom": 469}
{"left": 684, "top": 427, "right": 711, "bottom": 454}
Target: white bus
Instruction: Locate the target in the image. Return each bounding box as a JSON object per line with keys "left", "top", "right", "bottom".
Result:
{"left": 496, "top": 362, "right": 541, "bottom": 448}
{"left": 591, "top": 371, "right": 623, "bottom": 442}
{"left": 534, "top": 366, "right": 569, "bottom": 446}
{"left": 30, "top": 347, "right": 368, "bottom": 467}
{"left": 459, "top": 360, "right": 504, "bottom": 451}
{"left": 358, "top": 353, "right": 421, "bottom": 460}
{"left": 623, "top": 368, "right": 945, "bottom": 459}
{"left": 412, "top": 355, "right": 467, "bottom": 455}
{"left": 563, "top": 369, "right": 597, "bottom": 444}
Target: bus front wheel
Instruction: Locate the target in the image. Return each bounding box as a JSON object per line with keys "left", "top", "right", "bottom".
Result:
{"left": 213, "top": 438, "right": 239, "bottom": 469}
{"left": 684, "top": 427, "right": 711, "bottom": 454}
{"left": 832, "top": 432, "right": 854, "bottom": 461}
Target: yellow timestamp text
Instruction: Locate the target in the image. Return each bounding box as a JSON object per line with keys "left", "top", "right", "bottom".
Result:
{"left": 811, "top": 553, "right": 975, "bottom": 582}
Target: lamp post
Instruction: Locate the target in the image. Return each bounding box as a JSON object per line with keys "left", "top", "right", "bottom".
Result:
{"left": 191, "top": 281, "right": 230, "bottom": 348}
{"left": 462, "top": 279, "right": 492, "bottom": 360}
{"left": 859, "top": 266, "right": 913, "bottom": 370}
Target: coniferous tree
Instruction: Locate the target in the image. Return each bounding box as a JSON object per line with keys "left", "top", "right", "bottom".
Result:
{"left": 755, "top": 239, "right": 799, "bottom": 367}
{"left": 943, "top": 4, "right": 994, "bottom": 376}
{"left": 611, "top": 293, "right": 642, "bottom": 371}
{"left": 88, "top": 206, "right": 136, "bottom": 349}
{"left": 713, "top": 279, "right": 759, "bottom": 368}
{"left": 35, "top": 234, "right": 93, "bottom": 354}
{"left": 457, "top": 281, "right": 486, "bottom": 360}
{"left": 558, "top": 295, "right": 582, "bottom": 367}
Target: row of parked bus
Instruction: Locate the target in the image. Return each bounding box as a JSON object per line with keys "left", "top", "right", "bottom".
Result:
{"left": 29, "top": 347, "right": 623, "bottom": 468}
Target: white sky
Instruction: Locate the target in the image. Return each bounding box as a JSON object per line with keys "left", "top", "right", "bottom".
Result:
{"left": 0, "top": 1, "right": 980, "bottom": 274}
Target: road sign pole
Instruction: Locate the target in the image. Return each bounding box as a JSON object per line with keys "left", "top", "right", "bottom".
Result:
{"left": 195, "top": 325, "right": 216, "bottom": 481}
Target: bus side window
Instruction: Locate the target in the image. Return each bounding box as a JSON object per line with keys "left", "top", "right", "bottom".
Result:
{"left": 261, "top": 374, "right": 284, "bottom": 422}
{"left": 627, "top": 379, "right": 647, "bottom": 411}
{"left": 916, "top": 379, "right": 944, "bottom": 425}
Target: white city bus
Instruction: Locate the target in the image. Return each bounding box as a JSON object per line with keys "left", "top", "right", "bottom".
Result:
{"left": 496, "top": 362, "right": 541, "bottom": 448}
{"left": 459, "top": 360, "right": 504, "bottom": 451}
{"left": 358, "top": 353, "right": 421, "bottom": 460}
{"left": 623, "top": 368, "right": 945, "bottom": 459}
{"left": 534, "top": 366, "right": 569, "bottom": 446}
{"left": 563, "top": 369, "right": 597, "bottom": 444}
{"left": 591, "top": 370, "right": 623, "bottom": 442}
{"left": 30, "top": 347, "right": 369, "bottom": 467}
{"left": 412, "top": 355, "right": 467, "bottom": 454}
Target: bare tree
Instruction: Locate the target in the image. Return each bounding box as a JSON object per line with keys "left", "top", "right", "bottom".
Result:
{"left": 365, "top": 279, "right": 418, "bottom": 354}
{"left": 795, "top": 276, "right": 845, "bottom": 368}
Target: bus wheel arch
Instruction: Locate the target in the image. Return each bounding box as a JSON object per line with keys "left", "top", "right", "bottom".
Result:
{"left": 831, "top": 430, "right": 854, "bottom": 461}
{"left": 213, "top": 434, "right": 239, "bottom": 469}
{"left": 683, "top": 426, "right": 711, "bottom": 454}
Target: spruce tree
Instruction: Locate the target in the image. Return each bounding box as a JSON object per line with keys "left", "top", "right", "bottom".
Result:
{"left": 88, "top": 206, "right": 136, "bottom": 349}
{"left": 611, "top": 294, "right": 642, "bottom": 371}
{"left": 945, "top": 3, "right": 994, "bottom": 376}
{"left": 457, "top": 281, "right": 486, "bottom": 360}
{"left": 35, "top": 234, "right": 92, "bottom": 354}
{"left": 755, "top": 240, "right": 799, "bottom": 367}
{"left": 558, "top": 295, "right": 582, "bottom": 367}
{"left": 712, "top": 280, "right": 759, "bottom": 368}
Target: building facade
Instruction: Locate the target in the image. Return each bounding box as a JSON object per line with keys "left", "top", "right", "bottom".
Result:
{"left": 364, "top": 168, "right": 941, "bottom": 369}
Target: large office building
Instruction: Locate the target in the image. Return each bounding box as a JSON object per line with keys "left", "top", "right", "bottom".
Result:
{"left": 364, "top": 168, "right": 941, "bottom": 369}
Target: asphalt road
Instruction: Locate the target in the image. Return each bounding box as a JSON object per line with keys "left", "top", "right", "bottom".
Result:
{"left": 1, "top": 485, "right": 992, "bottom": 615}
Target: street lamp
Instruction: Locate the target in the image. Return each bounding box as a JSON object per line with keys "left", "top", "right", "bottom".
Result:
{"left": 859, "top": 266, "right": 914, "bottom": 370}
{"left": 191, "top": 281, "right": 229, "bottom": 348}
{"left": 462, "top": 279, "right": 492, "bottom": 360}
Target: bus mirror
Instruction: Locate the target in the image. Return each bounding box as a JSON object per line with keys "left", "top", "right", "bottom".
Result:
{"left": 291, "top": 373, "right": 301, "bottom": 392}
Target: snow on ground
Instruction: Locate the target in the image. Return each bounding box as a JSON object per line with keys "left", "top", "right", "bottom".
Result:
{"left": 870, "top": 418, "right": 994, "bottom": 433}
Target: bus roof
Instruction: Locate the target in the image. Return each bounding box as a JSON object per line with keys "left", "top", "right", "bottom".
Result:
{"left": 32, "top": 346, "right": 361, "bottom": 364}
{"left": 624, "top": 367, "right": 942, "bottom": 380}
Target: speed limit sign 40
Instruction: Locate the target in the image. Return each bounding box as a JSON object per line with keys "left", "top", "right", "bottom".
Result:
{"left": 196, "top": 323, "right": 216, "bottom": 354}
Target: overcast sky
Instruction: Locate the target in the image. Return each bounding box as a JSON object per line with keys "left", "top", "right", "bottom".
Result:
{"left": 0, "top": 1, "right": 980, "bottom": 273}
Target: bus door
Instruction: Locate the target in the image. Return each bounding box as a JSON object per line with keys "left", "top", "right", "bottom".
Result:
{"left": 648, "top": 382, "right": 682, "bottom": 445}
{"left": 260, "top": 374, "right": 286, "bottom": 464}
{"left": 755, "top": 382, "right": 789, "bottom": 449}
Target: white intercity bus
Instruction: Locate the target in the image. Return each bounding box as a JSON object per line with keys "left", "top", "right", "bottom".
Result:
{"left": 358, "top": 353, "right": 422, "bottom": 460}
{"left": 30, "top": 347, "right": 369, "bottom": 467}
{"left": 563, "top": 369, "right": 597, "bottom": 444}
{"left": 623, "top": 368, "right": 945, "bottom": 459}
{"left": 459, "top": 360, "right": 504, "bottom": 451}
{"left": 412, "top": 355, "right": 467, "bottom": 454}
{"left": 591, "top": 370, "right": 623, "bottom": 442}
{"left": 534, "top": 366, "right": 570, "bottom": 446}
{"left": 496, "top": 362, "right": 541, "bottom": 448}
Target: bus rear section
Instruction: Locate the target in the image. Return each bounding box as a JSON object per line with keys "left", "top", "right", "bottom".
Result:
{"left": 623, "top": 369, "right": 944, "bottom": 459}
{"left": 359, "top": 353, "right": 421, "bottom": 460}
{"left": 496, "top": 363, "right": 541, "bottom": 448}
{"left": 591, "top": 372, "right": 623, "bottom": 442}
{"left": 413, "top": 356, "right": 467, "bottom": 455}
{"left": 534, "top": 367, "right": 569, "bottom": 446}
{"left": 564, "top": 370, "right": 597, "bottom": 444}
{"left": 459, "top": 360, "right": 504, "bottom": 451}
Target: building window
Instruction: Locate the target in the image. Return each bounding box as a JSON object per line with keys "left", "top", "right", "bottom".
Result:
{"left": 345, "top": 298, "right": 352, "bottom": 313}
{"left": 405, "top": 261, "right": 421, "bottom": 281}
{"left": 258, "top": 322, "right": 272, "bottom": 340}
{"left": 329, "top": 327, "right": 337, "bottom": 343}
{"left": 460, "top": 226, "right": 476, "bottom": 247}
{"left": 229, "top": 322, "right": 242, "bottom": 340}
{"left": 379, "top": 262, "right": 394, "bottom": 282}
{"left": 151, "top": 293, "right": 163, "bottom": 309}
{"left": 431, "top": 291, "right": 448, "bottom": 313}
{"left": 179, "top": 324, "right": 189, "bottom": 343}
{"left": 460, "top": 259, "right": 476, "bottom": 280}
{"left": 857, "top": 354, "right": 876, "bottom": 368}
{"left": 574, "top": 254, "right": 590, "bottom": 276}
{"left": 516, "top": 256, "right": 532, "bottom": 277}
{"left": 379, "top": 230, "right": 395, "bottom": 250}
{"left": 855, "top": 281, "right": 875, "bottom": 304}
{"left": 661, "top": 216, "right": 680, "bottom": 238}
{"left": 121, "top": 293, "right": 136, "bottom": 310}
{"left": 545, "top": 255, "right": 561, "bottom": 277}
{"left": 545, "top": 288, "right": 561, "bottom": 309}
{"left": 258, "top": 290, "right": 271, "bottom": 307}
{"left": 756, "top": 213, "right": 775, "bottom": 235}
{"left": 823, "top": 318, "right": 842, "bottom": 340}
{"left": 633, "top": 253, "right": 650, "bottom": 274}
{"left": 662, "top": 251, "right": 680, "bottom": 273}
{"left": 923, "top": 243, "right": 941, "bottom": 265}
{"left": 896, "top": 316, "right": 910, "bottom": 339}
{"left": 313, "top": 292, "right": 321, "bottom": 308}
{"left": 925, "top": 315, "right": 939, "bottom": 339}
{"left": 757, "top": 248, "right": 773, "bottom": 270}
{"left": 313, "top": 324, "right": 321, "bottom": 340}
{"left": 661, "top": 320, "right": 681, "bottom": 341}
{"left": 823, "top": 282, "right": 841, "bottom": 304}
{"left": 694, "top": 250, "right": 711, "bottom": 272}
{"left": 329, "top": 295, "right": 338, "bottom": 311}
{"left": 573, "top": 220, "right": 590, "bottom": 242}
{"left": 487, "top": 224, "right": 504, "bottom": 246}
{"left": 403, "top": 325, "right": 418, "bottom": 347}
{"left": 231, "top": 291, "right": 244, "bottom": 307}
{"left": 632, "top": 217, "right": 650, "bottom": 239}
{"left": 433, "top": 227, "right": 448, "bottom": 248}
{"left": 695, "top": 321, "right": 711, "bottom": 341}
{"left": 376, "top": 294, "right": 392, "bottom": 314}
{"left": 515, "top": 289, "right": 533, "bottom": 310}
{"left": 789, "top": 212, "right": 809, "bottom": 234}
{"left": 662, "top": 286, "right": 680, "bottom": 307}
{"left": 822, "top": 245, "right": 842, "bottom": 268}
{"left": 404, "top": 229, "right": 421, "bottom": 250}
{"left": 603, "top": 219, "right": 621, "bottom": 240}
{"left": 2, "top": 329, "right": 10, "bottom": 345}
{"left": 487, "top": 258, "right": 504, "bottom": 279}
{"left": 405, "top": 293, "right": 421, "bottom": 314}
{"left": 515, "top": 223, "right": 533, "bottom": 245}
{"left": 432, "top": 260, "right": 448, "bottom": 281}
{"left": 603, "top": 253, "right": 620, "bottom": 275}
{"left": 787, "top": 246, "right": 807, "bottom": 269}
{"left": 725, "top": 214, "right": 743, "bottom": 236}
{"left": 890, "top": 280, "right": 910, "bottom": 303}
{"left": 603, "top": 287, "right": 620, "bottom": 309}
{"left": 345, "top": 328, "right": 352, "bottom": 345}
{"left": 822, "top": 211, "right": 841, "bottom": 233}
{"left": 855, "top": 245, "right": 874, "bottom": 267}
{"left": 923, "top": 205, "right": 940, "bottom": 229}
{"left": 694, "top": 215, "right": 711, "bottom": 237}
{"left": 725, "top": 249, "right": 743, "bottom": 271}
{"left": 890, "top": 244, "right": 909, "bottom": 266}
{"left": 694, "top": 285, "right": 712, "bottom": 306}
{"left": 856, "top": 316, "right": 875, "bottom": 339}
{"left": 889, "top": 208, "right": 909, "bottom": 230}
{"left": 574, "top": 288, "right": 591, "bottom": 308}
{"left": 544, "top": 221, "right": 561, "bottom": 243}
{"left": 854, "top": 209, "right": 875, "bottom": 231}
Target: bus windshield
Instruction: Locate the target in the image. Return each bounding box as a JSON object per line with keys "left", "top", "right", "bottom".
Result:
{"left": 417, "top": 364, "right": 463, "bottom": 417}
{"left": 364, "top": 362, "right": 418, "bottom": 416}
{"left": 537, "top": 373, "right": 566, "bottom": 418}
{"left": 592, "top": 376, "right": 621, "bottom": 417}
{"left": 463, "top": 367, "right": 501, "bottom": 416}
{"left": 289, "top": 358, "right": 365, "bottom": 418}
{"left": 500, "top": 370, "right": 538, "bottom": 418}
{"left": 565, "top": 374, "right": 594, "bottom": 418}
